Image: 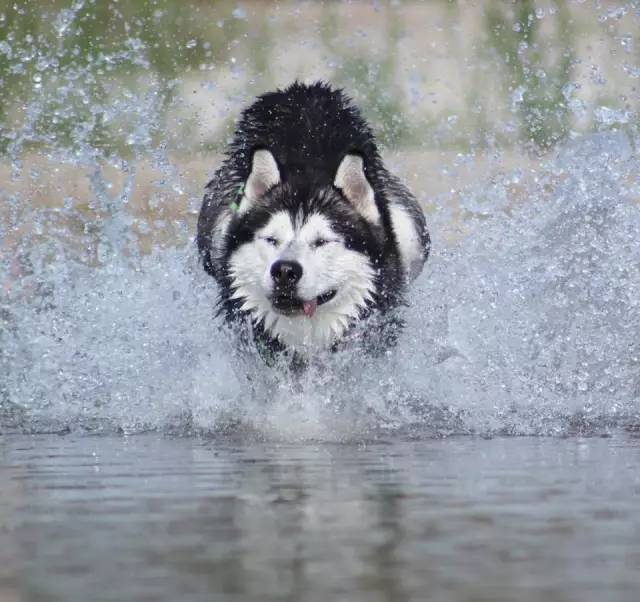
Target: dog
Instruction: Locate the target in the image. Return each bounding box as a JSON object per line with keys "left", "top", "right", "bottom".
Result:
{"left": 197, "top": 81, "right": 429, "bottom": 363}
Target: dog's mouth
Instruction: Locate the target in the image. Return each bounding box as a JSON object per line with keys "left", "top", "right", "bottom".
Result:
{"left": 271, "top": 289, "right": 337, "bottom": 317}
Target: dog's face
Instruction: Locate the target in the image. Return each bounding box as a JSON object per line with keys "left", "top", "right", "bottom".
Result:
{"left": 225, "top": 151, "right": 383, "bottom": 349}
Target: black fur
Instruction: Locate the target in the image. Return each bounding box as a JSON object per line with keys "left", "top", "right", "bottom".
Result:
{"left": 197, "top": 81, "right": 429, "bottom": 358}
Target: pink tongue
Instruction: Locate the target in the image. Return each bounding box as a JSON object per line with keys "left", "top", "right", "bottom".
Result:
{"left": 303, "top": 299, "right": 318, "bottom": 318}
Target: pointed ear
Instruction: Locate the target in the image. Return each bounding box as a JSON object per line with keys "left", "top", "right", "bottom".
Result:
{"left": 237, "top": 149, "right": 280, "bottom": 214}
{"left": 334, "top": 154, "right": 380, "bottom": 224}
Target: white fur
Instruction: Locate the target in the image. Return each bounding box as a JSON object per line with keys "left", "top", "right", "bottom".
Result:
{"left": 334, "top": 154, "right": 380, "bottom": 224}
{"left": 228, "top": 211, "right": 375, "bottom": 351}
{"left": 389, "top": 203, "right": 424, "bottom": 281}
{"left": 210, "top": 211, "right": 232, "bottom": 268}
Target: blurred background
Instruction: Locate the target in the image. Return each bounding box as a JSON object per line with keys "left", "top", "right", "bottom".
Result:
{"left": 1, "top": 0, "right": 638, "bottom": 264}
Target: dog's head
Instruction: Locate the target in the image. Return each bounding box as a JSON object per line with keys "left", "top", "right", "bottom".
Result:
{"left": 225, "top": 150, "right": 383, "bottom": 350}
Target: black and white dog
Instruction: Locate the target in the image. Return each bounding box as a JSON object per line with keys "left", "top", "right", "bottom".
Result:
{"left": 197, "top": 82, "right": 429, "bottom": 361}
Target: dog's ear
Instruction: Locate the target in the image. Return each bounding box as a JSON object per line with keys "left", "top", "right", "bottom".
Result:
{"left": 237, "top": 149, "right": 280, "bottom": 214}
{"left": 334, "top": 154, "right": 380, "bottom": 224}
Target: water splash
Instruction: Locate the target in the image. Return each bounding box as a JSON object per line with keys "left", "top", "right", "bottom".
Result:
{"left": 2, "top": 2, "right": 639, "bottom": 439}
{"left": 2, "top": 132, "right": 638, "bottom": 439}
{"left": 402, "top": 131, "right": 640, "bottom": 436}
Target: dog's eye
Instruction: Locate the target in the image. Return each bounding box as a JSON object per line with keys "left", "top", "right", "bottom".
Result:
{"left": 263, "top": 237, "right": 279, "bottom": 246}
{"left": 312, "top": 238, "right": 329, "bottom": 248}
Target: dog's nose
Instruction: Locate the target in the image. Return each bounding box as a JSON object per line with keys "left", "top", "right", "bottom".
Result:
{"left": 271, "top": 260, "right": 303, "bottom": 286}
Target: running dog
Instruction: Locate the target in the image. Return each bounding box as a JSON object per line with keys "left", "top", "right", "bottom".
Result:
{"left": 197, "top": 82, "right": 429, "bottom": 361}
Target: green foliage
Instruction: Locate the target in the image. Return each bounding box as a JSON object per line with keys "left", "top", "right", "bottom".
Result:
{"left": 333, "top": 56, "right": 412, "bottom": 149}
{"left": 323, "top": 3, "right": 411, "bottom": 149}
{"left": 485, "top": 0, "right": 575, "bottom": 151}
{"left": 0, "top": 0, "right": 243, "bottom": 156}
{"left": 0, "top": 0, "right": 604, "bottom": 158}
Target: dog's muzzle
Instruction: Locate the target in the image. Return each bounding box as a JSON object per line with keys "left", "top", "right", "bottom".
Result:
{"left": 271, "top": 289, "right": 337, "bottom": 318}
{"left": 269, "top": 259, "right": 336, "bottom": 317}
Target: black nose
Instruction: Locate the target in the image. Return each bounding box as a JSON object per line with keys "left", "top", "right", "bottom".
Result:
{"left": 271, "top": 260, "right": 303, "bottom": 286}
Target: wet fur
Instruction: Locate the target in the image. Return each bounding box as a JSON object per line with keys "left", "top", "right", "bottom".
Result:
{"left": 197, "top": 81, "right": 429, "bottom": 360}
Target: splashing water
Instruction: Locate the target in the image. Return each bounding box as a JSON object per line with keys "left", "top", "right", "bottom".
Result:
{"left": 404, "top": 132, "right": 640, "bottom": 436}
{"left": 2, "top": 130, "right": 638, "bottom": 440}
{"left": 2, "top": 2, "right": 640, "bottom": 439}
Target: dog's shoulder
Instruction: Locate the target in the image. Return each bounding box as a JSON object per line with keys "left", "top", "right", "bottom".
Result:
{"left": 197, "top": 164, "right": 240, "bottom": 281}
{"left": 382, "top": 173, "right": 430, "bottom": 283}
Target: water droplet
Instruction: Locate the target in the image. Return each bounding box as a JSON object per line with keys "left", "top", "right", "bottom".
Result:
{"left": 623, "top": 63, "right": 640, "bottom": 78}
{"left": 0, "top": 40, "right": 11, "bottom": 58}
{"left": 232, "top": 6, "right": 248, "bottom": 20}
{"left": 511, "top": 86, "right": 525, "bottom": 106}
{"left": 594, "top": 106, "right": 630, "bottom": 126}
{"left": 55, "top": 9, "right": 75, "bottom": 37}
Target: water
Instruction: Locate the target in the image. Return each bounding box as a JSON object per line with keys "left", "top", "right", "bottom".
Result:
{"left": 2, "top": 131, "right": 639, "bottom": 438}
{"left": 1, "top": 433, "right": 640, "bottom": 602}
{"left": 1, "top": 2, "right": 639, "bottom": 438}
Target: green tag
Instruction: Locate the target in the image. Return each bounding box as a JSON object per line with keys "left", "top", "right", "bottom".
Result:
{"left": 230, "top": 183, "right": 245, "bottom": 212}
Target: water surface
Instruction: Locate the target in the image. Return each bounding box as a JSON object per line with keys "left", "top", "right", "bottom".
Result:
{"left": 1, "top": 433, "right": 639, "bottom": 602}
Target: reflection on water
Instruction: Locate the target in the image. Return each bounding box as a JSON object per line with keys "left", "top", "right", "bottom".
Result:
{"left": 1, "top": 434, "right": 640, "bottom": 601}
